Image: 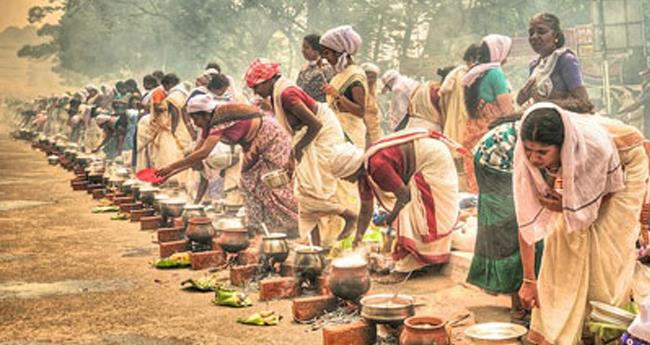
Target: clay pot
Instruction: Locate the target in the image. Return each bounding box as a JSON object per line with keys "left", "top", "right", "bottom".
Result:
{"left": 329, "top": 256, "right": 371, "bottom": 301}
{"left": 218, "top": 228, "right": 250, "bottom": 253}
{"left": 186, "top": 217, "right": 216, "bottom": 243}
{"left": 400, "top": 316, "right": 450, "bottom": 345}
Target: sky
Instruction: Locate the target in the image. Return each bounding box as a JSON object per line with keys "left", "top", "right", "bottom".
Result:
{"left": 0, "top": 0, "right": 59, "bottom": 31}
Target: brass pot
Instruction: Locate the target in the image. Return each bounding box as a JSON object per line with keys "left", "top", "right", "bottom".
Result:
{"left": 186, "top": 217, "right": 216, "bottom": 243}
{"left": 360, "top": 293, "right": 415, "bottom": 324}
{"left": 152, "top": 193, "right": 170, "bottom": 212}
{"left": 329, "top": 256, "right": 371, "bottom": 301}
{"left": 261, "top": 169, "right": 291, "bottom": 189}
{"left": 218, "top": 228, "right": 249, "bottom": 253}
{"left": 161, "top": 198, "right": 186, "bottom": 219}
{"left": 294, "top": 246, "right": 325, "bottom": 281}
{"left": 47, "top": 155, "right": 59, "bottom": 165}
{"left": 139, "top": 187, "right": 160, "bottom": 206}
{"left": 261, "top": 233, "right": 289, "bottom": 263}
{"left": 181, "top": 204, "right": 206, "bottom": 229}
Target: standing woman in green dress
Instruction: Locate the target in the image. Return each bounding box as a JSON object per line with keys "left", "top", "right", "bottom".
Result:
{"left": 466, "top": 116, "right": 543, "bottom": 322}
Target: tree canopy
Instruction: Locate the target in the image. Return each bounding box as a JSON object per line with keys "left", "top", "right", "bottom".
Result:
{"left": 17, "top": 0, "right": 621, "bottom": 84}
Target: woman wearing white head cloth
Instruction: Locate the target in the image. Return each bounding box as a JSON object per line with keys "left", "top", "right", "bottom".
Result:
{"left": 381, "top": 69, "right": 419, "bottom": 130}
{"left": 461, "top": 34, "right": 514, "bottom": 193}
{"left": 331, "top": 128, "right": 463, "bottom": 281}
{"left": 514, "top": 102, "right": 648, "bottom": 344}
{"left": 319, "top": 25, "right": 368, "bottom": 149}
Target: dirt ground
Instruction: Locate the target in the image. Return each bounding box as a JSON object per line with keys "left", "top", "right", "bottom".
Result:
{"left": 0, "top": 130, "right": 511, "bottom": 345}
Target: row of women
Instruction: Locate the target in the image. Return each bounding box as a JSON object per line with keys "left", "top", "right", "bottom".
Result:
{"left": 22, "top": 12, "right": 649, "bottom": 344}
{"left": 155, "top": 14, "right": 648, "bottom": 344}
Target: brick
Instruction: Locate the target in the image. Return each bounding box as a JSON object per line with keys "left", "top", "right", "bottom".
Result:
{"left": 92, "top": 189, "right": 105, "bottom": 200}
{"left": 71, "top": 181, "right": 88, "bottom": 191}
{"left": 318, "top": 275, "right": 331, "bottom": 296}
{"left": 259, "top": 277, "right": 299, "bottom": 301}
{"left": 106, "top": 192, "right": 125, "bottom": 201}
{"left": 119, "top": 202, "right": 142, "bottom": 213}
{"left": 157, "top": 227, "right": 185, "bottom": 243}
{"left": 190, "top": 250, "right": 226, "bottom": 270}
{"left": 159, "top": 240, "right": 189, "bottom": 258}
{"left": 140, "top": 215, "right": 162, "bottom": 231}
{"left": 322, "top": 320, "right": 376, "bottom": 345}
{"left": 238, "top": 247, "right": 260, "bottom": 266}
{"left": 229, "top": 264, "right": 259, "bottom": 286}
{"left": 292, "top": 295, "right": 338, "bottom": 322}
{"left": 280, "top": 263, "right": 295, "bottom": 277}
{"left": 113, "top": 196, "right": 134, "bottom": 205}
{"left": 86, "top": 184, "right": 103, "bottom": 194}
{"left": 131, "top": 208, "right": 154, "bottom": 222}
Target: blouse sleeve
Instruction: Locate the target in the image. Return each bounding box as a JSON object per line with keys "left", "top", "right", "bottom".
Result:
{"left": 557, "top": 52, "right": 584, "bottom": 91}
{"left": 367, "top": 153, "right": 406, "bottom": 193}
{"left": 487, "top": 68, "right": 511, "bottom": 97}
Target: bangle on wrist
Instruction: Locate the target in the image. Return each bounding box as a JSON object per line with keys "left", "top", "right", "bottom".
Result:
{"left": 523, "top": 278, "right": 536, "bottom": 284}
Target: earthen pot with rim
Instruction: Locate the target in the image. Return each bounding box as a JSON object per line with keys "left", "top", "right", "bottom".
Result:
{"left": 186, "top": 217, "right": 216, "bottom": 243}
{"left": 400, "top": 315, "right": 450, "bottom": 345}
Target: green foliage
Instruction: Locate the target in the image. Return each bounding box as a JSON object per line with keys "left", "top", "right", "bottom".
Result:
{"left": 18, "top": 0, "right": 603, "bottom": 83}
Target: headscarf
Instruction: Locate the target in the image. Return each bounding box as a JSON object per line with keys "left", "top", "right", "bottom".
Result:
{"left": 244, "top": 58, "right": 281, "bottom": 88}
{"left": 380, "top": 69, "right": 400, "bottom": 91}
{"left": 513, "top": 102, "right": 624, "bottom": 245}
{"left": 319, "top": 25, "right": 363, "bottom": 73}
{"left": 330, "top": 143, "right": 364, "bottom": 178}
{"left": 462, "top": 34, "right": 512, "bottom": 87}
{"left": 361, "top": 62, "right": 380, "bottom": 75}
{"left": 187, "top": 94, "right": 218, "bottom": 114}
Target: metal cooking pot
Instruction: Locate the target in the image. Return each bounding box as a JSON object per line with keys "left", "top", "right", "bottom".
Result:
{"left": 120, "top": 179, "right": 140, "bottom": 195}
{"left": 360, "top": 293, "right": 415, "bottom": 324}
{"left": 329, "top": 256, "right": 371, "bottom": 301}
{"left": 261, "top": 233, "right": 289, "bottom": 263}
{"left": 181, "top": 204, "right": 206, "bottom": 229}
{"left": 139, "top": 187, "right": 160, "bottom": 206}
{"left": 161, "top": 198, "right": 186, "bottom": 218}
{"left": 294, "top": 245, "right": 325, "bottom": 281}
{"left": 261, "top": 169, "right": 291, "bottom": 189}
{"left": 47, "top": 155, "right": 59, "bottom": 165}
{"left": 152, "top": 193, "right": 170, "bottom": 212}
{"left": 463, "top": 323, "right": 527, "bottom": 345}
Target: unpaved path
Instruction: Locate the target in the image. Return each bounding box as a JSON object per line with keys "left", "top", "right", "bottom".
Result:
{"left": 0, "top": 131, "right": 510, "bottom": 344}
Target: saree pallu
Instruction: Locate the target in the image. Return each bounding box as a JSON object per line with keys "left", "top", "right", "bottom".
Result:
{"left": 368, "top": 136, "right": 459, "bottom": 272}
{"left": 293, "top": 104, "right": 349, "bottom": 247}
{"left": 407, "top": 81, "right": 443, "bottom": 132}
{"left": 462, "top": 101, "right": 504, "bottom": 193}
{"left": 440, "top": 65, "right": 468, "bottom": 146}
{"left": 238, "top": 117, "right": 298, "bottom": 233}
{"left": 529, "top": 143, "right": 648, "bottom": 345}
{"left": 326, "top": 64, "right": 368, "bottom": 149}
{"left": 272, "top": 77, "right": 348, "bottom": 246}
{"left": 365, "top": 89, "right": 383, "bottom": 145}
